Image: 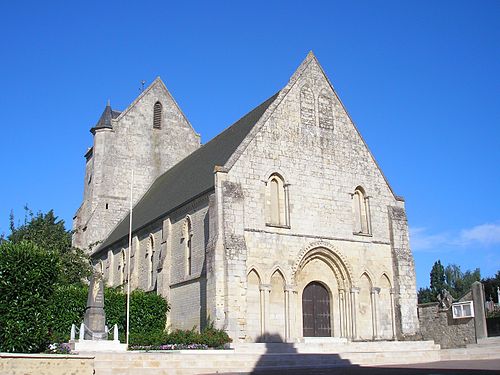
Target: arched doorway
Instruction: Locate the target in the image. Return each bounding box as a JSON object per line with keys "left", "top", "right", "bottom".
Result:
{"left": 302, "top": 282, "right": 331, "bottom": 337}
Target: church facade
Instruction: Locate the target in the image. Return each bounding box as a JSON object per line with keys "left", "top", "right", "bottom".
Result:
{"left": 74, "top": 52, "right": 419, "bottom": 342}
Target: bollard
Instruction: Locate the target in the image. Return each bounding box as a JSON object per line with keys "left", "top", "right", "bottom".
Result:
{"left": 79, "top": 322, "right": 85, "bottom": 342}
{"left": 70, "top": 324, "right": 76, "bottom": 341}
{"left": 113, "top": 324, "right": 119, "bottom": 342}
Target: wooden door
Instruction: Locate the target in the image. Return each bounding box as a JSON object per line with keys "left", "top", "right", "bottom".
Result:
{"left": 302, "top": 282, "right": 331, "bottom": 337}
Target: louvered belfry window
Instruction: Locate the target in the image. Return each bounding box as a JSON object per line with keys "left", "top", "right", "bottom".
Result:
{"left": 153, "top": 101, "right": 162, "bottom": 129}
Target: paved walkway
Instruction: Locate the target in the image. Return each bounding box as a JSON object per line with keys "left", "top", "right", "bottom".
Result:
{"left": 211, "top": 359, "right": 500, "bottom": 375}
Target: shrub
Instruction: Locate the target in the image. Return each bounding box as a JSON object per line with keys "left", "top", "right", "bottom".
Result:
{"left": 130, "top": 289, "right": 169, "bottom": 334}
{"left": 45, "top": 285, "right": 170, "bottom": 343}
{"left": 103, "top": 287, "right": 126, "bottom": 340}
{"left": 164, "top": 328, "right": 200, "bottom": 345}
{"left": 46, "top": 284, "right": 88, "bottom": 342}
{"left": 0, "top": 241, "right": 60, "bottom": 353}
{"left": 129, "top": 330, "right": 166, "bottom": 346}
{"left": 104, "top": 288, "right": 169, "bottom": 341}
{"left": 199, "top": 322, "right": 232, "bottom": 349}
{"left": 129, "top": 324, "right": 232, "bottom": 350}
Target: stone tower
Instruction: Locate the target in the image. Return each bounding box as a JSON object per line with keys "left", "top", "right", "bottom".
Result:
{"left": 72, "top": 78, "right": 200, "bottom": 252}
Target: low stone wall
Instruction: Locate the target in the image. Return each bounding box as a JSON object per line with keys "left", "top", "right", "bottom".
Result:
{"left": 418, "top": 302, "right": 475, "bottom": 348}
{"left": 0, "top": 353, "right": 94, "bottom": 375}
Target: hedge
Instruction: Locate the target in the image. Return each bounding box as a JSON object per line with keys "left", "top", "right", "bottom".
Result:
{"left": 0, "top": 241, "right": 60, "bottom": 353}
{"left": 46, "top": 285, "right": 170, "bottom": 343}
{"left": 129, "top": 322, "right": 232, "bottom": 349}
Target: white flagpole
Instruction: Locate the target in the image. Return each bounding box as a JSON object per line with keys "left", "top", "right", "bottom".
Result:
{"left": 126, "top": 169, "right": 134, "bottom": 346}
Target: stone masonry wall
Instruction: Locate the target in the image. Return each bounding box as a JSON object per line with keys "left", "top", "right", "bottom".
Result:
{"left": 0, "top": 354, "right": 93, "bottom": 375}
{"left": 73, "top": 78, "right": 200, "bottom": 251}
{"left": 93, "top": 194, "right": 210, "bottom": 332}
{"left": 418, "top": 303, "right": 476, "bottom": 348}
{"left": 388, "top": 205, "right": 420, "bottom": 337}
{"left": 221, "top": 55, "right": 414, "bottom": 341}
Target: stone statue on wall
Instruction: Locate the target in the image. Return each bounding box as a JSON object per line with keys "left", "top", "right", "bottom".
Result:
{"left": 83, "top": 270, "right": 106, "bottom": 340}
{"left": 438, "top": 289, "right": 453, "bottom": 309}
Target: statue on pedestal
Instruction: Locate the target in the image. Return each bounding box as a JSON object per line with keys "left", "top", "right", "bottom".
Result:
{"left": 83, "top": 270, "right": 107, "bottom": 340}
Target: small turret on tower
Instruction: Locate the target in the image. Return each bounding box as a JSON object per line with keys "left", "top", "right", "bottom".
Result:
{"left": 91, "top": 100, "right": 121, "bottom": 134}
{"left": 73, "top": 78, "right": 200, "bottom": 253}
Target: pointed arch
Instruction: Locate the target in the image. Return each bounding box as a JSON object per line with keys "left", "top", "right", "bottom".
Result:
{"left": 378, "top": 273, "right": 394, "bottom": 339}
{"left": 318, "top": 89, "right": 334, "bottom": 129}
{"left": 183, "top": 215, "right": 193, "bottom": 276}
{"left": 269, "top": 269, "right": 286, "bottom": 341}
{"left": 268, "top": 265, "right": 289, "bottom": 286}
{"left": 247, "top": 268, "right": 262, "bottom": 341}
{"left": 148, "top": 234, "right": 155, "bottom": 288}
{"left": 358, "top": 272, "right": 374, "bottom": 340}
{"left": 119, "top": 249, "right": 126, "bottom": 285}
{"left": 379, "top": 273, "right": 392, "bottom": 289}
{"left": 359, "top": 270, "right": 374, "bottom": 287}
{"left": 247, "top": 266, "right": 262, "bottom": 282}
{"left": 265, "top": 173, "right": 290, "bottom": 228}
{"left": 292, "top": 242, "right": 353, "bottom": 289}
{"left": 352, "top": 186, "right": 371, "bottom": 235}
{"left": 300, "top": 84, "right": 315, "bottom": 127}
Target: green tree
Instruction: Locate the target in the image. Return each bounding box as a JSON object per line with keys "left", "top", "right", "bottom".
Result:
{"left": 444, "top": 264, "right": 481, "bottom": 298}
{"left": 460, "top": 268, "right": 481, "bottom": 296}
{"left": 430, "top": 260, "right": 446, "bottom": 299}
{"left": 8, "top": 207, "right": 91, "bottom": 284}
{"left": 420, "top": 260, "right": 483, "bottom": 303}
{"left": 417, "top": 287, "right": 434, "bottom": 303}
{"left": 482, "top": 271, "right": 500, "bottom": 303}
{"left": 0, "top": 241, "right": 60, "bottom": 352}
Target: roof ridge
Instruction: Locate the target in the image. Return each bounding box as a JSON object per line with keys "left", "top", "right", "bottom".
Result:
{"left": 95, "top": 92, "right": 279, "bottom": 253}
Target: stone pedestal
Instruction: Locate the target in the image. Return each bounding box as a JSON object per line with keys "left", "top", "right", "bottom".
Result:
{"left": 70, "top": 339, "right": 127, "bottom": 352}
{"left": 84, "top": 272, "right": 107, "bottom": 340}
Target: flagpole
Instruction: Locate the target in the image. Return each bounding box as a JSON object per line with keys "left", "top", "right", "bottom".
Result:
{"left": 126, "top": 169, "right": 133, "bottom": 346}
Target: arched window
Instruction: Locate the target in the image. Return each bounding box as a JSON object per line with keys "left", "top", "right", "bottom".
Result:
{"left": 153, "top": 101, "right": 162, "bottom": 129}
{"left": 300, "top": 85, "right": 315, "bottom": 127}
{"left": 108, "top": 249, "right": 114, "bottom": 286}
{"left": 266, "top": 173, "right": 290, "bottom": 227}
{"left": 183, "top": 216, "right": 193, "bottom": 276}
{"left": 148, "top": 235, "right": 155, "bottom": 288}
{"left": 318, "top": 90, "right": 334, "bottom": 129}
{"left": 119, "top": 249, "right": 126, "bottom": 285}
{"left": 352, "top": 187, "right": 371, "bottom": 235}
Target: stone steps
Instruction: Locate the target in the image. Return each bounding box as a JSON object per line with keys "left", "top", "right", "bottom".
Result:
{"left": 440, "top": 337, "right": 500, "bottom": 361}
{"left": 475, "top": 336, "right": 500, "bottom": 346}
{"left": 231, "top": 340, "right": 439, "bottom": 354}
{"left": 89, "top": 341, "right": 442, "bottom": 375}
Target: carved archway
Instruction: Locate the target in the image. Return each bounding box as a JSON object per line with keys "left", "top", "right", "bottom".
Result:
{"left": 293, "top": 242, "right": 353, "bottom": 339}
{"left": 292, "top": 241, "right": 353, "bottom": 288}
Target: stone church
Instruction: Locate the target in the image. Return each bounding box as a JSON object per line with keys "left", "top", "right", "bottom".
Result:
{"left": 73, "top": 52, "right": 419, "bottom": 343}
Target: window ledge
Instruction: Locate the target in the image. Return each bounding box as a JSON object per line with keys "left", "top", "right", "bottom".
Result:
{"left": 353, "top": 232, "right": 372, "bottom": 237}
{"left": 266, "top": 223, "right": 291, "bottom": 229}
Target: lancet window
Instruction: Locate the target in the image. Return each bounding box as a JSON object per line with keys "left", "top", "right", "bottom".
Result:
{"left": 352, "top": 186, "right": 371, "bottom": 235}
{"left": 153, "top": 101, "right": 162, "bottom": 129}
{"left": 183, "top": 216, "right": 193, "bottom": 276}
{"left": 266, "top": 173, "right": 290, "bottom": 227}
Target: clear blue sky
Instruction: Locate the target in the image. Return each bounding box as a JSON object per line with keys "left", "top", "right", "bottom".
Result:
{"left": 1, "top": 1, "right": 498, "bottom": 288}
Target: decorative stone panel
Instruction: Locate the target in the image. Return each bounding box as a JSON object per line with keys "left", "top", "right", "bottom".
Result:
{"left": 300, "top": 85, "right": 315, "bottom": 127}
{"left": 318, "top": 91, "right": 334, "bottom": 129}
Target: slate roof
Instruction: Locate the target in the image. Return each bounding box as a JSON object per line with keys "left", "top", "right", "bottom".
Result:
{"left": 97, "top": 92, "right": 279, "bottom": 253}
{"left": 91, "top": 102, "right": 121, "bottom": 133}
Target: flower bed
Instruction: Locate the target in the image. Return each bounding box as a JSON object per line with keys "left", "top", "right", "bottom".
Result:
{"left": 44, "top": 343, "right": 72, "bottom": 354}
{"left": 129, "top": 343, "right": 209, "bottom": 351}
